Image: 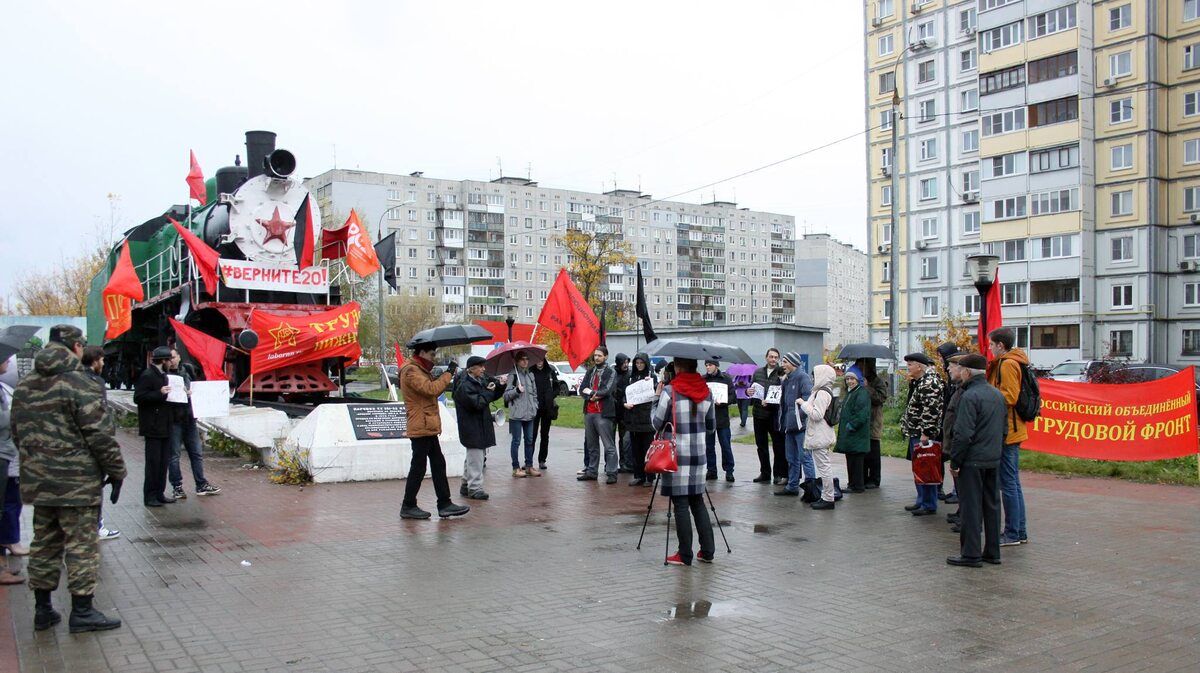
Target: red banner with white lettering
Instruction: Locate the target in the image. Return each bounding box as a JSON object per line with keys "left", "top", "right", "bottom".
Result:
{"left": 249, "top": 302, "right": 362, "bottom": 374}
{"left": 1025, "top": 367, "right": 1198, "bottom": 461}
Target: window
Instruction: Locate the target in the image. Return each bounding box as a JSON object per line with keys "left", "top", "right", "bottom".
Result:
{"left": 1186, "top": 139, "right": 1200, "bottom": 165}
{"left": 920, "top": 178, "right": 938, "bottom": 201}
{"left": 1112, "top": 236, "right": 1133, "bottom": 262}
{"left": 981, "top": 22, "right": 1022, "bottom": 53}
{"left": 964, "top": 294, "right": 981, "bottom": 315}
{"left": 880, "top": 110, "right": 894, "bottom": 130}
{"left": 878, "top": 34, "right": 894, "bottom": 56}
{"left": 917, "top": 21, "right": 934, "bottom": 40}
{"left": 1185, "top": 186, "right": 1200, "bottom": 212}
{"left": 980, "top": 65, "right": 1025, "bottom": 94}
{"left": 963, "top": 211, "right": 980, "bottom": 235}
{"left": 921, "top": 216, "right": 938, "bottom": 239}
{"left": 881, "top": 185, "right": 892, "bottom": 206}
{"left": 1029, "top": 97, "right": 1079, "bottom": 127}
{"left": 1188, "top": 0, "right": 1200, "bottom": 22}
{"left": 922, "top": 296, "right": 939, "bottom": 317}
{"left": 1110, "top": 97, "right": 1133, "bottom": 124}
{"left": 1110, "top": 51, "right": 1132, "bottom": 78}
{"left": 961, "top": 89, "right": 978, "bottom": 112}
{"left": 879, "top": 72, "right": 896, "bottom": 94}
{"left": 1111, "top": 330, "right": 1133, "bottom": 357}
{"left": 962, "top": 170, "right": 980, "bottom": 193}
{"left": 982, "top": 109, "right": 1025, "bottom": 136}
{"left": 1001, "top": 282, "right": 1028, "bottom": 305}
{"left": 1036, "top": 235, "right": 1074, "bottom": 259}
{"left": 961, "top": 49, "right": 977, "bottom": 73}
{"left": 986, "top": 152, "right": 1025, "bottom": 179}
{"left": 1111, "top": 190, "right": 1134, "bottom": 216}
{"left": 918, "top": 60, "right": 936, "bottom": 84}
{"left": 1030, "top": 144, "right": 1080, "bottom": 172}
{"left": 981, "top": 0, "right": 1018, "bottom": 10}
{"left": 1187, "top": 45, "right": 1200, "bottom": 70}
{"left": 1184, "top": 234, "right": 1200, "bottom": 258}
{"left": 1029, "top": 5, "right": 1076, "bottom": 39}
{"left": 877, "top": 0, "right": 894, "bottom": 18}
{"left": 1030, "top": 188, "right": 1079, "bottom": 216}
{"left": 920, "top": 138, "right": 938, "bottom": 161}
{"left": 988, "top": 196, "right": 1027, "bottom": 221}
{"left": 1111, "top": 144, "right": 1134, "bottom": 170}
{"left": 881, "top": 260, "right": 891, "bottom": 283}
{"left": 1109, "top": 4, "right": 1131, "bottom": 31}
{"left": 921, "top": 256, "right": 939, "bottom": 280}
{"left": 882, "top": 222, "right": 892, "bottom": 245}
{"left": 1186, "top": 92, "right": 1200, "bottom": 117}
{"left": 960, "top": 8, "right": 976, "bottom": 33}
{"left": 881, "top": 147, "right": 892, "bottom": 169}
{"left": 1185, "top": 282, "right": 1200, "bottom": 306}
{"left": 989, "top": 239, "right": 1027, "bottom": 262}
{"left": 1032, "top": 279, "right": 1079, "bottom": 304}
{"left": 1032, "top": 325, "right": 1079, "bottom": 349}
{"left": 883, "top": 300, "right": 892, "bottom": 319}
{"left": 1028, "top": 51, "right": 1078, "bottom": 83}
{"left": 1112, "top": 284, "right": 1134, "bottom": 309}
{"left": 962, "top": 129, "right": 979, "bottom": 152}
{"left": 919, "top": 99, "right": 936, "bottom": 121}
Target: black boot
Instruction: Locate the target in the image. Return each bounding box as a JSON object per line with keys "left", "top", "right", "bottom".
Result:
{"left": 800, "top": 479, "right": 819, "bottom": 503}
{"left": 34, "top": 589, "right": 61, "bottom": 631}
{"left": 68, "top": 594, "right": 121, "bottom": 633}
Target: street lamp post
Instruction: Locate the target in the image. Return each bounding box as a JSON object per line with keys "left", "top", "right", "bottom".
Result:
{"left": 377, "top": 200, "right": 416, "bottom": 364}
{"left": 503, "top": 303, "right": 518, "bottom": 342}
{"left": 966, "top": 254, "right": 1000, "bottom": 352}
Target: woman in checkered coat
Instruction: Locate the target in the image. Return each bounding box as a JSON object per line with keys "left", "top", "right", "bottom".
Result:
{"left": 651, "top": 358, "right": 716, "bottom": 566}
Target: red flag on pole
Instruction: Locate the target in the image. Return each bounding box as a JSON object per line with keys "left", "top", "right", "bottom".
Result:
{"left": 170, "top": 217, "right": 220, "bottom": 295}
{"left": 393, "top": 341, "right": 405, "bottom": 367}
{"left": 979, "top": 269, "right": 1003, "bottom": 359}
{"left": 169, "top": 318, "right": 229, "bottom": 381}
{"left": 187, "top": 150, "right": 207, "bottom": 206}
{"left": 102, "top": 241, "right": 144, "bottom": 339}
{"left": 537, "top": 269, "right": 601, "bottom": 369}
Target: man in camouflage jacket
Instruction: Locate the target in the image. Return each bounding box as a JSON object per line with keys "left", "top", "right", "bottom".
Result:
{"left": 10, "top": 325, "right": 125, "bottom": 633}
{"left": 900, "top": 352, "right": 945, "bottom": 515}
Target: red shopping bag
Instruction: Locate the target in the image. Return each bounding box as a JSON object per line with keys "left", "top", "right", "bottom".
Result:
{"left": 912, "top": 440, "right": 943, "bottom": 485}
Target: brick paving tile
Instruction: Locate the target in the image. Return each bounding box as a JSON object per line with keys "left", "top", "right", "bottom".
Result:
{"left": 1, "top": 424, "right": 1198, "bottom": 672}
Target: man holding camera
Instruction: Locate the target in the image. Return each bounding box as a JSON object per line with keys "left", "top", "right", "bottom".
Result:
{"left": 399, "top": 343, "right": 469, "bottom": 520}
{"left": 453, "top": 356, "right": 504, "bottom": 500}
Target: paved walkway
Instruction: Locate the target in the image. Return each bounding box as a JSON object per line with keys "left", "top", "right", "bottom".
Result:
{"left": 2, "top": 424, "right": 1198, "bottom": 672}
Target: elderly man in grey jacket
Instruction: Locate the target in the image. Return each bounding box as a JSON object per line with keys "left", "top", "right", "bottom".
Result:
{"left": 504, "top": 351, "right": 541, "bottom": 478}
{"left": 945, "top": 353, "right": 1007, "bottom": 568}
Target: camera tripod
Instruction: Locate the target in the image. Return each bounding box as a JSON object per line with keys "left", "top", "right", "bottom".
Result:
{"left": 636, "top": 474, "right": 732, "bottom": 564}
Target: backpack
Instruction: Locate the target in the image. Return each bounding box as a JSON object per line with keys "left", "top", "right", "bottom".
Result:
{"left": 818, "top": 385, "right": 840, "bottom": 426}
{"left": 999, "top": 360, "right": 1041, "bottom": 422}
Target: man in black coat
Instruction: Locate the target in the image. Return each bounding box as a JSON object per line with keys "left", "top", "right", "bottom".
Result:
{"left": 751, "top": 348, "right": 785, "bottom": 483}
{"left": 945, "top": 353, "right": 1007, "bottom": 568}
{"left": 529, "top": 359, "right": 559, "bottom": 471}
{"left": 453, "top": 356, "right": 504, "bottom": 500}
{"left": 133, "top": 347, "right": 176, "bottom": 507}
{"left": 703, "top": 360, "right": 735, "bottom": 482}
{"left": 612, "top": 353, "right": 633, "bottom": 473}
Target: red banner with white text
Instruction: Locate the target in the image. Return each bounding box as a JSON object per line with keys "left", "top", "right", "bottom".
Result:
{"left": 249, "top": 302, "right": 362, "bottom": 374}
{"left": 1024, "top": 367, "right": 1198, "bottom": 461}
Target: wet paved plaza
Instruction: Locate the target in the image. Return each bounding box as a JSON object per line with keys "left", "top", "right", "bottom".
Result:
{"left": 2, "top": 425, "right": 1198, "bottom": 672}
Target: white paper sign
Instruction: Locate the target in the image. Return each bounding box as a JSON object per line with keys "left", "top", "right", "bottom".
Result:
{"left": 190, "top": 381, "right": 230, "bottom": 418}
{"left": 708, "top": 382, "right": 728, "bottom": 405}
{"left": 218, "top": 259, "right": 330, "bottom": 293}
{"left": 764, "top": 385, "right": 783, "bottom": 405}
{"left": 166, "top": 375, "right": 188, "bottom": 403}
{"left": 625, "top": 378, "right": 658, "bottom": 405}
{"left": 749, "top": 383, "right": 765, "bottom": 400}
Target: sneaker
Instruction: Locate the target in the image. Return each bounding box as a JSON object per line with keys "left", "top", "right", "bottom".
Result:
{"left": 576, "top": 473, "right": 597, "bottom": 481}
{"left": 538, "top": 463, "right": 548, "bottom": 470}
{"left": 460, "top": 482, "right": 469, "bottom": 496}
{"left": 695, "top": 552, "right": 713, "bottom": 564}
{"left": 196, "top": 484, "right": 222, "bottom": 496}
{"left": 513, "top": 468, "right": 527, "bottom": 478}
{"left": 773, "top": 477, "right": 786, "bottom": 485}
{"left": 399, "top": 505, "right": 431, "bottom": 520}
{"left": 437, "top": 503, "right": 470, "bottom": 518}
{"left": 525, "top": 466, "right": 542, "bottom": 477}
{"left": 98, "top": 527, "right": 121, "bottom": 541}
{"left": 705, "top": 470, "right": 718, "bottom": 481}
{"left": 999, "top": 536, "right": 1023, "bottom": 547}
{"left": 171, "top": 486, "right": 187, "bottom": 500}
{"left": 725, "top": 472, "right": 735, "bottom": 482}
{"left": 752, "top": 475, "right": 771, "bottom": 483}
{"left": 665, "top": 552, "right": 689, "bottom": 566}
{"left": 467, "top": 490, "right": 490, "bottom": 500}
{"left": 810, "top": 500, "right": 835, "bottom": 510}
{"left": 605, "top": 475, "right": 618, "bottom": 484}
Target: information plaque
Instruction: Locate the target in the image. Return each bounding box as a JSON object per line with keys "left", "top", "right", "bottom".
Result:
{"left": 347, "top": 403, "right": 408, "bottom": 440}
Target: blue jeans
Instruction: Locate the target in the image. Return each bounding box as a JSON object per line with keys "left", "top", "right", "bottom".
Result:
{"left": 705, "top": 427, "right": 735, "bottom": 473}
{"left": 169, "top": 419, "right": 208, "bottom": 489}
{"left": 737, "top": 399, "right": 750, "bottom": 426}
{"left": 509, "top": 419, "right": 535, "bottom": 468}
{"left": 784, "top": 431, "right": 807, "bottom": 492}
{"left": 1000, "top": 442, "right": 1027, "bottom": 540}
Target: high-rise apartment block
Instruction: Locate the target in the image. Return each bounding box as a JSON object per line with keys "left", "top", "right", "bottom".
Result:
{"left": 865, "top": 0, "right": 1200, "bottom": 367}
{"left": 795, "top": 234, "right": 870, "bottom": 348}
{"left": 305, "top": 170, "right": 798, "bottom": 329}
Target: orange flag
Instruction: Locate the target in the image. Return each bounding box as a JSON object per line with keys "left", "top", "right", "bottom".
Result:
{"left": 102, "top": 241, "right": 145, "bottom": 339}
{"left": 343, "top": 209, "right": 380, "bottom": 277}
{"left": 187, "top": 150, "right": 206, "bottom": 205}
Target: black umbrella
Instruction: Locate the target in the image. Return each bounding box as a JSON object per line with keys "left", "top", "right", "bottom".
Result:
{"left": 406, "top": 324, "right": 493, "bottom": 350}
{"left": 643, "top": 337, "right": 752, "bottom": 364}
{"left": 835, "top": 343, "right": 895, "bottom": 361}
{"left": 0, "top": 325, "right": 41, "bottom": 362}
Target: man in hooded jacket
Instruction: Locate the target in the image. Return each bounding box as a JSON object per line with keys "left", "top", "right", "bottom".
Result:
{"left": 702, "top": 360, "right": 735, "bottom": 482}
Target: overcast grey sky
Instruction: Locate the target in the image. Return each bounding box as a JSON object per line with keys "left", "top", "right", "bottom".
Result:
{"left": 0, "top": 1, "right": 866, "bottom": 304}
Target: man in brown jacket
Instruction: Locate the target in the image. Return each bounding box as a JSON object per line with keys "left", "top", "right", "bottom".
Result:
{"left": 399, "top": 344, "right": 469, "bottom": 520}
{"left": 986, "top": 327, "right": 1029, "bottom": 547}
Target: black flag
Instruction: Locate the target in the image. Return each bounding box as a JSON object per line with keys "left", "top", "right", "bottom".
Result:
{"left": 599, "top": 300, "right": 607, "bottom": 346}
{"left": 636, "top": 264, "right": 657, "bottom": 343}
{"left": 374, "top": 232, "right": 397, "bottom": 291}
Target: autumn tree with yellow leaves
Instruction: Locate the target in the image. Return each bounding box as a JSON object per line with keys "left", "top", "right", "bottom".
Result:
{"left": 557, "top": 228, "right": 637, "bottom": 331}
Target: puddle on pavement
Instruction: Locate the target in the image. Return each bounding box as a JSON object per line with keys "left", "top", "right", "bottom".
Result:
{"left": 660, "top": 601, "right": 737, "bottom": 621}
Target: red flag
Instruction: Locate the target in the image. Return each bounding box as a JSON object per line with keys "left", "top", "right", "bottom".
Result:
{"left": 294, "top": 195, "right": 315, "bottom": 269}
{"left": 321, "top": 218, "right": 351, "bottom": 260}
{"left": 537, "top": 269, "right": 601, "bottom": 369}
{"left": 393, "top": 342, "right": 405, "bottom": 367}
{"left": 249, "top": 302, "right": 362, "bottom": 374}
{"left": 979, "top": 269, "right": 1003, "bottom": 360}
{"left": 187, "top": 150, "right": 207, "bottom": 206}
{"left": 170, "top": 217, "right": 220, "bottom": 295}
{"left": 102, "top": 241, "right": 144, "bottom": 339}
{"left": 343, "top": 209, "right": 380, "bottom": 277}
{"left": 169, "top": 318, "right": 228, "bottom": 381}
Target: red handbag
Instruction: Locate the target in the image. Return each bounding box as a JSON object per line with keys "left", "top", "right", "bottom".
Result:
{"left": 911, "top": 440, "right": 944, "bottom": 485}
{"left": 645, "top": 391, "right": 678, "bottom": 474}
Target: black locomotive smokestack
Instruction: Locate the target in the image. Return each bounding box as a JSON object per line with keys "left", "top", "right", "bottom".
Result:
{"left": 245, "top": 130, "right": 277, "bottom": 181}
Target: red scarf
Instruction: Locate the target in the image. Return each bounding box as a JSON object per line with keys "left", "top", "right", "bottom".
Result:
{"left": 671, "top": 372, "right": 710, "bottom": 404}
{"left": 413, "top": 356, "right": 435, "bottom": 372}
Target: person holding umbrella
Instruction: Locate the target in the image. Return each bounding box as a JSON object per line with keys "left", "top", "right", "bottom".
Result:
{"left": 399, "top": 340, "right": 467, "bottom": 520}
{"left": 503, "top": 351, "right": 540, "bottom": 478}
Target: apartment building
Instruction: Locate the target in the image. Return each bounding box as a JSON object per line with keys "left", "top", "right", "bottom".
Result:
{"left": 865, "top": 0, "right": 1200, "bottom": 368}
{"left": 795, "top": 233, "right": 870, "bottom": 348}
{"left": 304, "top": 170, "right": 798, "bottom": 328}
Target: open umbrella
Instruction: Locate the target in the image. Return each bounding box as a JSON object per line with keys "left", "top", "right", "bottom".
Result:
{"left": 484, "top": 340, "right": 548, "bottom": 376}
{"left": 406, "top": 324, "right": 493, "bottom": 350}
{"left": 835, "top": 343, "right": 895, "bottom": 361}
{"left": 643, "top": 337, "right": 752, "bottom": 364}
{"left": 0, "top": 325, "right": 41, "bottom": 362}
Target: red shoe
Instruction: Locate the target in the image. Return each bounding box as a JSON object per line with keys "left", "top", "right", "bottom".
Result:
{"left": 696, "top": 552, "right": 713, "bottom": 564}
{"left": 665, "top": 553, "right": 689, "bottom": 566}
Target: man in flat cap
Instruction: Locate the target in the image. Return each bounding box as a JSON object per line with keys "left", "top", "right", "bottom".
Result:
{"left": 10, "top": 325, "right": 125, "bottom": 632}
{"left": 945, "top": 353, "right": 1006, "bottom": 567}
{"left": 134, "top": 346, "right": 177, "bottom": 507}
{"left": 900, "top": 352, "right": 944, "bottom": 516}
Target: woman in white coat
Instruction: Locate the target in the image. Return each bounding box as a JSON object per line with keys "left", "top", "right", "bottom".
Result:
{"left": 798, "top": 364, "right": 838, "bottom": 510}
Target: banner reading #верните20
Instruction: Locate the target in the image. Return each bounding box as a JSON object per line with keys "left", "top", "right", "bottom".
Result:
{"left": 1024, "top": 367, "right": 1198, "bottom": 461}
